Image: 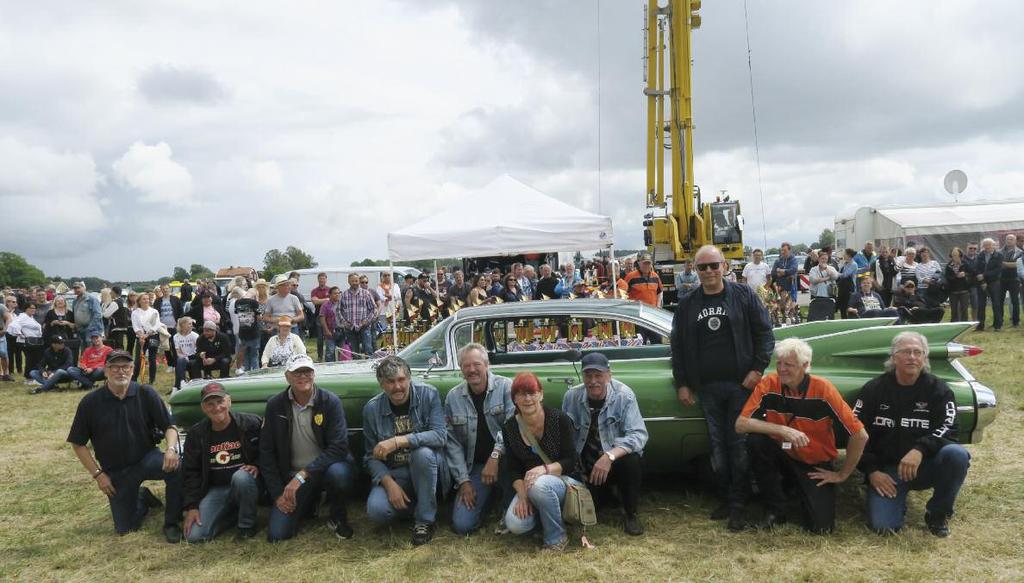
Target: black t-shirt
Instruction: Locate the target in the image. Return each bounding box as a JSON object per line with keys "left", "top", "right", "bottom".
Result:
{"left": 66, "top": 383, "right": 172, "bottom": 472}
{"left": 581, "top": 398, "right": 605, "bottom": 473}
{"left": 388, "top": 399, "right": 413, "bottom": 467}
{"left": 471, "top": 390, "right": 495, "bottom": 465}
{"left": 534, "top": 276, "right": 559, "bottom": 300}
{"left": 207, "top": 421, "right": 244, "bottom": 487}
{"left": 696, "top": 291, "right": 739, "bottom": 384}
{"left": 234, "top": 298, "right": 260, "bottom": 340}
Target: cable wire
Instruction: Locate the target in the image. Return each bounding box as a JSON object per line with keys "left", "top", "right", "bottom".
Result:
{"left": 743, "top": 0, "right": 768, "bottom": 252}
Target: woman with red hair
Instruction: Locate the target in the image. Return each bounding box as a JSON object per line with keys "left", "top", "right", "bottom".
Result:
{"left": 501, "top": 372, "right": 583, "bottom": 552}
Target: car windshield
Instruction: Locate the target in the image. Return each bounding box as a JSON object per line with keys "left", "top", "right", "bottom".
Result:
{"left": 397, "top": 317, "right": 450, "bottom": 369}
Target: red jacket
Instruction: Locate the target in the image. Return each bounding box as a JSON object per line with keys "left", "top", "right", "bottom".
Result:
{"left": 79, "top": 344, "right": 113, "bottom": 369}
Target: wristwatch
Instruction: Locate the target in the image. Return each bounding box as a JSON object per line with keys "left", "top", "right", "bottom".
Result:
{"left": 294, "top": 472, "right": 306, "bottom": 485}
{"left": 489, "top": 450, "right": 501, "bottom": 460}
{"left": 605, "top": 451, "right": 617, "bottom": 462}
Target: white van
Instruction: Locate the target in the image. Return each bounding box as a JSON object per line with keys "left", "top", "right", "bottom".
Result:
{"left": 290, "top": 266, "right": 421, "bottom": 299}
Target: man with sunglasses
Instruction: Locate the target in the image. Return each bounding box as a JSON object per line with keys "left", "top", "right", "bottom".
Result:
{"left": 672, "top": 245, "right": 775, "bottom": 531}
{"left": 893, "top": 280, "right": 944, "bottom": 324}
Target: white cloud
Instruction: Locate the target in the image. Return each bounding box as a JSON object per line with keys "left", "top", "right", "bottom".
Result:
{"left": 111, "top": 141, "right": 195, "bottom": 207}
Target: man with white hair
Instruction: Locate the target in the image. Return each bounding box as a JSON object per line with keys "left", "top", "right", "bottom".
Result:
{"left": 736, "top": 338, "right": 868, "bottom": 533}
{"left": 974, "top": 238, "right": 1004, "bottom": 331}
{"left": 852, "top": 332, "right": 970, "bottom": 537}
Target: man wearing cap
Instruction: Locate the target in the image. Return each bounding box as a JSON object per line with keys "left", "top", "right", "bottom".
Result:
{"left": 561, "top": 352, "right": 648, "bottom": 535}
{"left": 404, "top": 273, "right": 438, "bottom": 324}
{"left": 261, "top": 354, "right": 356, "bottom": 541}
{"left": 66, "top": 349, "right": 184, "bottom": 542}
{"left": 673, "top": 245, "right": 775, "bottom": 531}
{"left": 443, "top": 343, "right": 514, "bottom": 535}
{"left": 71, "top": 281, "right": 104, "bottom": 348}
{"left": 182, "top": 383, "right": 263, "bottom": 542}
{"left": 364, "top": 355, "right": 447, "bottom": 545}
{"left": 622, "top": 253, "right": 664, "bottom": 307}
{"left": 196, "top": 321, "right": 232, "bottom": 379}
{"left": 68, "top": 332, "right": 114, "bottom": 389}
{"left": 263, "top": 275, "right": 304, "bottom": 334}
{"left": 28, "top": 334, "right": 75, "bottom": 394}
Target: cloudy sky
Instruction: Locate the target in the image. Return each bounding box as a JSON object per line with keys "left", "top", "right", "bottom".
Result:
{"left": 3, "top": 0, "right": 1023, "bottom": 281}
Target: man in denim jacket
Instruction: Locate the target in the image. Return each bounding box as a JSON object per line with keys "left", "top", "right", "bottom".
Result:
{"left": 363, "top": 355, "right": 447, "bottom": 545}
{"left": 443, "top": 343, "right": 514, "bottom": 535}
{"left": 562, "top": 352, "right": 649, "bottom": 535}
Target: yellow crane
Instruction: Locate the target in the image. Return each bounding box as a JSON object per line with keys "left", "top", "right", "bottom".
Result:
{"left": 642, "top": 0, "right": 744, "bottom": 272}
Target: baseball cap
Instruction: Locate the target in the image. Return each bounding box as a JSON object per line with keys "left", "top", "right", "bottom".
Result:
{"left": 581, "top": 352, "right": 610, "bottom": 372}
{"left": 286, "top": 354, "right": 315, "bottom": 373}
{"left": 51, "top": 335, "right": 65, "bottom": 343}
{"left": 638, "top": 252, "right": 653, "bottom": 263}
{"left": 200, "top": 382, "right": 228, "bottom": 402}
{"left": 202, "top": 321, "right": 217, "bottom": 330}
{"left": 105, "top": 349, "right": 133, "bottom": 364}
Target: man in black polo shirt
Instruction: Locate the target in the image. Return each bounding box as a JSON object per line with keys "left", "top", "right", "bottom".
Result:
{"left": 67, "top": 349, "right": 184, "bottom": 542}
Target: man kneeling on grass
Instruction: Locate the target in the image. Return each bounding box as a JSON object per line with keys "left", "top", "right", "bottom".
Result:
{"left": 182, "top": 382, "right": 263, "bottom": 542}
{"left": 852, "top": 331, "right": 970, "bottom": 537}
{"left": 363, "top": 355, "right": 447, "bottom": 545}
{"left": 736, "top": 338, "right": 868, "bottom": 533}
{"left": 67, "top": 349, "right": 184, "bottom": 542}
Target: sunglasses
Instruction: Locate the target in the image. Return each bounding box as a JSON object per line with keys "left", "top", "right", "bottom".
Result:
{"left": 695, "top": 262, "right": 722, "bottom": 272}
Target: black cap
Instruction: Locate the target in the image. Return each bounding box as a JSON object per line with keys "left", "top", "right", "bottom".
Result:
{"left": 51, "top": 335, "right": 65, "bottom": 343}
{"left": 417, "top": 273, "right": 429, "bottom": 280}
{"left": 105, "top": 349, "right": 133, "bottom": 364}
{"left": 581, "top": 352, "right": 610, "bottom": 372}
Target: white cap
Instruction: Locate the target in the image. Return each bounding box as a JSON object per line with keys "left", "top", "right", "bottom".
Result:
{"left": 286, "top": 354, "right": 315, "bottom": 373}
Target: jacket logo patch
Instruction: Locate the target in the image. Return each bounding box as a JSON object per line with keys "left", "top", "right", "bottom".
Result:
{"left": 314, "top": 413, "right": 324, "bottom": 426}
{"left": 913, "top": 402, "right": 929, "bottom": 413}
{"left": 879, "top": 404, "right": 890, "bottom": 411}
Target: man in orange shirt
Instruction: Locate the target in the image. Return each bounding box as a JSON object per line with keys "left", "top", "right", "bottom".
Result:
{"left": 621, "top": 253, "right": 663, "bottom": 307}
{"left": 69, "top": 333, "right": 114, "bottom": 389}
{"left": 736, "top": 337, "right": 868, "bottom": 533}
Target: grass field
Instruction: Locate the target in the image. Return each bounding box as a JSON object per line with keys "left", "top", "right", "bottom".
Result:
{"left": 1, "top": 309, "right": 1022, "bottom": 582}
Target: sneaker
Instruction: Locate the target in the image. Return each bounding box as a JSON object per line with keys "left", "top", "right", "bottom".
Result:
{"left": 541, "top": 537, "right": 569, "bottom": 552}
{"left": 29, "top": 387, "right": 46, "bottom": 395}
{"left": 709, "top": 503, "right": 730, "bottom": 521}
{"left": 24, "top": 379, "right": 39, "bottom": 386}
{"left": 235, "top": 525, "right": 260, "bottom": 541}
{"left": 0, "top": 374, "right": 14, "bottom": 382}
{"left": 235, "top": 367, "right": 245, "bottom": 376}
{"left": 163, "top": 523, "right": 183, "bottom": 543}
{"left": 411, "top": 522, "right": 435, "bottom": 546}
{"left": 493, "top": 520, "right": 510, "bottom": 535}
{"left": 624, "top": 513, "right": 644, "bottom": 536}
{"left": 327, "top": 518, "right": 354, "bottom": 540}
{"left": 924, "top": 511, "right": 950, "bottom": 538}
{"left": 727, "top": 508, "right": 746, "bottom": 532}
{"left": 140, "top": 487, "right": 164, "bottom": 509}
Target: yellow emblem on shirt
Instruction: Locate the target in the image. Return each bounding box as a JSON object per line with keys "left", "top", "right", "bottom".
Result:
{"left": 314, "top": 413, "right": 324, "bottom": 426}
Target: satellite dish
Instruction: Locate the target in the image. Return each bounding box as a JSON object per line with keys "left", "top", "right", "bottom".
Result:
{"left": 944, "top": 170, "right": 967, "bottom": 202}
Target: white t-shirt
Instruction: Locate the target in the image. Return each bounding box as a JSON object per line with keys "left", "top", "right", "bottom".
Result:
{"left": 173, "top": 331, "right": 199, "bottom": 358}
{"left": 742, "top": 262, "right": 771, "bottom": 290}
{"left": 131, "top": 307, "right": 161, "bottom": 334}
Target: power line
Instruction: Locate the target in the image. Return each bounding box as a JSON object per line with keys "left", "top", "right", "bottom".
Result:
{"left": 743, "top": 0, "right": 768, "bottom": 251}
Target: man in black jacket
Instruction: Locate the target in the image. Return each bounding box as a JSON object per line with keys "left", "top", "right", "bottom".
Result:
{"left": 29, "top": 335, "right": 75, "bottom": 394}
{"left": 852, "top": 331, "right": 970, "bottom": 537}
{"left": 974, "top": 237, "right": 1004, "bottom": 331}
{"left": 261, "top": 354, "right": 356, "bottom": 542}
{"left": 182, "top": 382, "right": 262, "bottom": 542}
{"left": 672, "top": 245, "right": 775, "bottom": 531}
{"left": 196, "top": 321, "right": 232, "bottom": 378}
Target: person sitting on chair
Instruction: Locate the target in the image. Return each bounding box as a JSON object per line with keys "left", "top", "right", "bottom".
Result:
{"left": 807, "top": 251, "right": 839, "bottom": 322}
{"left": 893, "top": 281, "right": 944, "bottom": 324}
{"left": 847, "top": 276, "right": 900, "bottom": 319}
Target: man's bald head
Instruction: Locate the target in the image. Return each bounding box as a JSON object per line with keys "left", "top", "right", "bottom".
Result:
{"left": 694, "top": 245, "right": 725, "bottom": 264}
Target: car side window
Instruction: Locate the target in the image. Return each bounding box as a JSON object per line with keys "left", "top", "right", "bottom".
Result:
{"left": 451, "top": 321, "right": 487, "bottom": 354}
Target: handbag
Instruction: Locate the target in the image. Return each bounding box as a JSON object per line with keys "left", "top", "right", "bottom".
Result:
{"left": 515, "top": 415, "right": 597, "bottom": 527}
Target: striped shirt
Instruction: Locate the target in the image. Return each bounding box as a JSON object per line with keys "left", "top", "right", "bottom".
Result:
{"left": 337, "top": 287, "right": 377, "bottom": 329}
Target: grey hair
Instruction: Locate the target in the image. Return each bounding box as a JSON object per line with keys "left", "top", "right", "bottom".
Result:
{"left": 774, "top": 338, "right": 813, "bottom": 368}
{"left": 883, "top": 331, "right": 930, "bottom": 373}
{"left": 457, "top": 342, "right": 489, "bottom": 366}
{"left": 375, "top": 355, "right": 411, "bottom": 382}
{"left": 980, "top": 237, "right": 996, "bottom": 247}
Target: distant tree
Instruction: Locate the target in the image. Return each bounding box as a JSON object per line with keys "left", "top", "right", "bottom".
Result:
{"left": 767, "top": 247, "right": 780, "bottom": 255}
{"left": 190, "top": 264, "right": 214, "bottom": 279}
{"left": 815, "top": 228, "right": 835, "bottom": 250}
{"left": 350, "top": 258, "right": 389, "bottom": 267}
{"left": 0, "top": 252, "right": 47, "bottom": 288}
{"left": 156, "top": 276, "right": 173, "bottom": 285}
{"left": 263, "top": 246, "right": 317, "bottom": 280}
{"left": 172, "top": 266, "right": 189, "bottom": 281}
{"left": 792, "top": 243, "right": 810, "bottom": 253}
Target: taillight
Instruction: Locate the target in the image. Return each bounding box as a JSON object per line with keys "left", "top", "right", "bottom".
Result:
{"left": 947, "top": 343, "right": 983, "bottom": 358}
{"left": 963, "top": 345, "right": 983, "bottom": 357}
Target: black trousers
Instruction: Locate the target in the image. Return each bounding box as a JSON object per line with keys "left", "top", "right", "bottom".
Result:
{"left": 6, "top": 333, "right": 23, "bottom": 373}
{"left": 201, "top": 356, "right": 232, "bottom": 378}
{"left": 747, "top": 433, "right": 835, "bottom": 534}
{"left": 585, "top": 451, "right": 643, "bottom": 515}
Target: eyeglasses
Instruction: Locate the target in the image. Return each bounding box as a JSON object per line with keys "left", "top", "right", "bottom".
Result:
{"left": 895, "top": 348, "right": 925, "bottom": 358}
{"left": 289, "top": 369, "right": 314, "bottom": 377}
{"left": 107, "top": 364, "right": 133, "bottom": 372}
{"left": 695, "top": 262, "right": 722, "bottom": 272}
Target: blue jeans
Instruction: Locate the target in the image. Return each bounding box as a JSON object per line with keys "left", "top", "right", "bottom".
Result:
{"left": 366, "top": 447, "right": 441, "bottom": 525}
{"left": 451, "top": 462, "right": 497, "bottom": 535}
{"left": 238, "top": 337, "right": 260, "bottom": 371}
{"left": 504, "top": 474, "right": 581, "bottom": 546}
{"left": 324, "top": 330, "right": 340, "bottom": 363}
{"left": 67, "top": 366, "right": 105, "bottom": 389}
{"left": 344, "top": 326, "right": 374, "bottom": 359}
{"left": 174, "top": 357, "right": 198, "bottom": 390}
{"left": 866, "top": 444, "right": 971, "bottom": 533}
{"left": 106, "top": 448, "right": 183, "bottom": 533}
{"left": 185, "top": 470, "right": 260, "bottom": 543}
{"left": 29, "top": 368, "right": 72, "bottom": 392}
{"left": 698, "top": 381, "right": 750, "bottom": 508}
{"left": 267, "top": 460, "right": 357, "bottom": 542}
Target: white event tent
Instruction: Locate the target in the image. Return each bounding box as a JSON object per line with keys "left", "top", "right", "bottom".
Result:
{"left": 387, "top": 174, "right": 614, "bottom": 262}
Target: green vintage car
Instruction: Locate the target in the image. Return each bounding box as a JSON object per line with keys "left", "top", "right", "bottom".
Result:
{"left": 168, "top": 299, "right": 997, "bottom": 469}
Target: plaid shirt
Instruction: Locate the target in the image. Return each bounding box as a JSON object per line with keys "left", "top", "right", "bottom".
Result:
{"left": 338, "top": 287, "right": 377, "bottom": 329}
